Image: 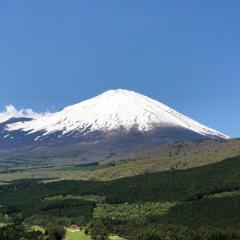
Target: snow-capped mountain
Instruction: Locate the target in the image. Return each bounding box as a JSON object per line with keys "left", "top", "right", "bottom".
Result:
{"left": 0, "top": 89, "right": 229, "bottom": 150}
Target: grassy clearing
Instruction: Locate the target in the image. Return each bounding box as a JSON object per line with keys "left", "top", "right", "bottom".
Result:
{"left": 108, "top": 235, "right": 126, "bottom": 240}
{"left": 66, "top": 228, "right": 91, "bottom": 240}
{"left": 30, "top": 225, "right": 45, "bottom": 233}
{"left": 66, "top": 228, "right": 125, "bottom": 240}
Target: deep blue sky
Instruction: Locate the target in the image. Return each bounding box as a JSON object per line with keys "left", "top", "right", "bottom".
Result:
{"left": 0, "top": 1, "right": 239, "bottom": 137}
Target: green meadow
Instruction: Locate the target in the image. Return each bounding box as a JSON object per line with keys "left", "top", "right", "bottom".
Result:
{"left": 66, "top": 228, "right": 91, "bottom": 240}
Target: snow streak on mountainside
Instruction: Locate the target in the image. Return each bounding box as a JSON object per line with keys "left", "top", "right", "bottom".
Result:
{"left": 6, "top": 89, "right": 229, "bottom": 139}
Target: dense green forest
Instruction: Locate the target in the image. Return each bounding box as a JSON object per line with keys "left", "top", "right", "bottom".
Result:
{"left": 1, "top": 155, "right": 240, "bottom": 239}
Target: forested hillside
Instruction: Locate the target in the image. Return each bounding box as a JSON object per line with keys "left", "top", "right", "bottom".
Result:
{"left": 1, "top": 155, "right": 240, "bottom": 239}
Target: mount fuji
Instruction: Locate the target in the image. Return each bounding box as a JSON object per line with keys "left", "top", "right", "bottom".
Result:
{"left": 0, "top": 89, "right": 229, "bottom": 152}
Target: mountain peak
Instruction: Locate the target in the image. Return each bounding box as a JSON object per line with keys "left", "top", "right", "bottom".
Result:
{"left": 101, "top": 88, "right": 135, "bottom": 94}
{"left": 96, "top": 89, "right": 144, "bottom": 100}
{"left": 5, "top": 89, "right": 229, "bottom": 141}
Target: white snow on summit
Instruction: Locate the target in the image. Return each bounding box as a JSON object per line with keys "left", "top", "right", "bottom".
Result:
{"left": 6, "top": 89, "right": 229, "bottom": 139}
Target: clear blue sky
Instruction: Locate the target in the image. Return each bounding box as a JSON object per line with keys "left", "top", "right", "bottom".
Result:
{"left": 0, "top": 1, "right": 239, "bottom": 137}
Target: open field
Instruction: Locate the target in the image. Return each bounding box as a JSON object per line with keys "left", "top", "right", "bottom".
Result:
{"left": 66, "top": 228, "right": 126, "bottom": 240}
{"left": 66, "top": 228, "right": 91, "bottom": 240}
{"left": 108, "top": 236, "right": 126, "bottom": 240}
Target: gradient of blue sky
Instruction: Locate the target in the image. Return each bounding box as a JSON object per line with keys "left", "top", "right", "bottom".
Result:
{"left": 0, "top": 1, "right": 239, "bottom": 137}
